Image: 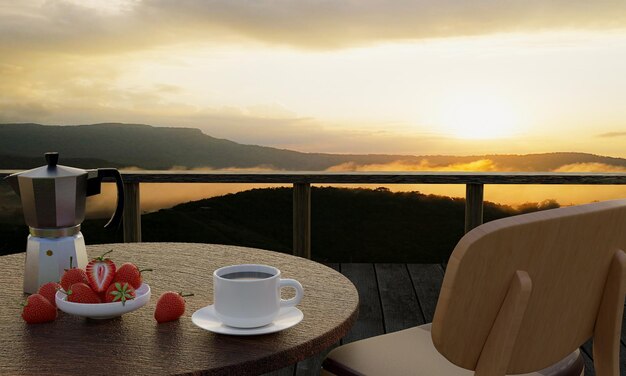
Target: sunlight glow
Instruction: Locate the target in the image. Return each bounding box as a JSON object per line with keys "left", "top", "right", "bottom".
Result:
{"left": 439, "top": 94, "right": 520, "bottom": 139}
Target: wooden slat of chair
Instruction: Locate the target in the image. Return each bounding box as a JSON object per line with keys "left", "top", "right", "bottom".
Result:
{"left": 593, "top": 250, "right": 626, "bottom": 376}
{"left": 475, "top": 271, "right": 533, "bottom": 375}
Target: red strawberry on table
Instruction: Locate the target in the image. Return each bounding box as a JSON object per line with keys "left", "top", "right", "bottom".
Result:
{"left": 112, "top": 263, "right": 152, "bottom": 289}
{"left": 61, "top": 282, "right": 102, "bottom": 304}
{"left": 105, "top": 282, "right": 136, "bottom": 305}
{"left": 22, "top": 294, "right": 57, "bottom": 323}
{"left": 37, "top": 282, "right": 61, "bottom": 308}
{"left": 154, "top": 292, "right": 194, "bottom": 323}
{"left": 60, "top": 256, "right": 88, "bottom": 291}
{"left": 86, "top": 250, "right": 116, "bottom": 293}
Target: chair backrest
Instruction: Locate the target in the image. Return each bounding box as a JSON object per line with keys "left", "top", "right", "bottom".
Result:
{"left": 431, "top": 199, "right": 626, "bottom": 373}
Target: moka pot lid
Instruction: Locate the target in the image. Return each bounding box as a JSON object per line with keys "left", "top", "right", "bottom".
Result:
{"left": 7, "top": 152, "right": 92, "bottom": 229}
{"left": 17, "top": 152, "right": 87, "bottom": 180}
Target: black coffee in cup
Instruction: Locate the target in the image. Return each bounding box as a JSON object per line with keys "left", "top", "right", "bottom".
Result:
{"left": 221, "top": 271, "right": 275, "bottom": 280}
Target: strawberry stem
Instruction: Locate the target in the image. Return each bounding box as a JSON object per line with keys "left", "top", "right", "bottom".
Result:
{"left": 69, "top": 256, "right": 73, "bottom": 269}
{"left": 139, "top": 268, "right": 153, "bottom": 274}
{"left": 179, "top": 292, "right": 194, "bottom": 298}
{"left": 94, "top": 249, "right": 113, "bottom": 261}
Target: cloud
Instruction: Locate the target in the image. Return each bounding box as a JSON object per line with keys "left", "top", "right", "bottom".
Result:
{"left": 1, "top": 1, "right": 626, "bottom": 53}
{"left": 552, "top": 162, "right": 626, "bottom": 172}
{"left": 597, "top": 131, "right": 626, "bottom": 138}
{"left": 325, "top": 159, "right": 626, "bottom": 173}
{"left": 88, "top": 158, "right": 626, "bottom": 217}
{"left": 326, "top": 159, "right": 510, "bottom": 172}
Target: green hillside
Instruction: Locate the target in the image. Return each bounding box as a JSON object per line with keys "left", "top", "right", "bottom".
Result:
{"left": 14, "top": 187, "right": 557, "bottom": 263}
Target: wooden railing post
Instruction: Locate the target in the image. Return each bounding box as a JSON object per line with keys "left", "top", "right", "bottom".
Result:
{"left": 293, "top": 183, "right": 311, "bottom": 259}
{"left": 465, "top": 183, "right": 484, "bottom": 233}
{"left": 123, "top": 182, "right": 141, "bottom": 242}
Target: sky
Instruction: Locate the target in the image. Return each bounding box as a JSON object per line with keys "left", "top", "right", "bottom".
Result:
{"left": 1, "top": 1, "right": 626, "bottom": 157}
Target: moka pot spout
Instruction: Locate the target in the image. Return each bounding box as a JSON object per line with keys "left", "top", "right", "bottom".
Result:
{"left": 3, "top": 174, "right": 20, "bottom": 197}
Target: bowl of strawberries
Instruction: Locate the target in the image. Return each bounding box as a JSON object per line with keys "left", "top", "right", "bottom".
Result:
{"left": 55, "top": 250, "right": 152, "bottom": 319}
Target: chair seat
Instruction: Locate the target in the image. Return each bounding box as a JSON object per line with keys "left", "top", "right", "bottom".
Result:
{"left": 322, "top": 324, "right": 584, "bottom": 376}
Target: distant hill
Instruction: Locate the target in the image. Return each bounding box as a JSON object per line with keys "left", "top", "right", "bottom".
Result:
{"left": 49, "top": 187, "right": 557, "bottom": 263}
{"left": 0, "top": 123, "right": 625, "bottom": 171}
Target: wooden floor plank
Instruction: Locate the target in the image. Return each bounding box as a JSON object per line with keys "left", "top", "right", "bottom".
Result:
{"left": 407, "top": 264, "right": 445, "bottom": 323}
{"left": 339, "top": 263, "right": 384, "bottom": 344}
{"left": 262, "top": 365, "right": 295, "bottom": 376}
{"left": 375, "top": 263, "right": 424, "bottom": 333}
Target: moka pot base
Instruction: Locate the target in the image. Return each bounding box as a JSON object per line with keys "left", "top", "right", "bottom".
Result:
{"left": 24, "top": 229, "right": 88, "bottom": 294}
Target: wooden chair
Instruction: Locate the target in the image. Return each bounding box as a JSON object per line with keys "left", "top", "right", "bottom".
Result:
{"left": 323, "top": 199, "right": 626, "bottom": 375}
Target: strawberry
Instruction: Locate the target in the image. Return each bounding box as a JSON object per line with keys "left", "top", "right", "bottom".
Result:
{"left": 37, "top": 282, "right": 61, "bottom": 308}
{"left": 61, "top": 282, "right": 102, "bottom": 304}
{"left": 112, "top": 263, "right": 152, "bottom": 289}
{"left": 60, "top": 256, "right": 88, "bottom": 291}
{"left": 105, "top": 282, "right": 136, "bottom": 305}
{"left": 154, "top": 292, "right": 193, "bottom": 323}
{"left": 85, "top": 250, "right": 116, "bottom": 293}
{"left": 22, "top": 294, "right": 57, "bottom": 323}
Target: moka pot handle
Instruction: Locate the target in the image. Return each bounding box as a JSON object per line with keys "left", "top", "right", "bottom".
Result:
{"left": 97, "top": 169, "right": 125, "bottom": 229}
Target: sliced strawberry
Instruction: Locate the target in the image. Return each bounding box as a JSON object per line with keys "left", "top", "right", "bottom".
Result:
{"left": 85, "top": 250, "right": 116, "bottom": 293}
{"left": 105, "top": 282, "right": 136, "bottom": 305}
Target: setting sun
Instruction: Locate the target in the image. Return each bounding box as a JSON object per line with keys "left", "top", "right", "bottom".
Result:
{"left": 439, "top": 94, "right": 521, "bottom": 139}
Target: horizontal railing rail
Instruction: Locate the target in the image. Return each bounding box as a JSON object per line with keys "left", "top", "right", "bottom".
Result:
{"left": 2, "top": 170, "right": 626, "bottom": 258}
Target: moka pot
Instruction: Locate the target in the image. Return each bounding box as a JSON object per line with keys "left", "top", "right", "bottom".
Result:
{"left": 4, "top": 152, "right": 125, "bottom": 293}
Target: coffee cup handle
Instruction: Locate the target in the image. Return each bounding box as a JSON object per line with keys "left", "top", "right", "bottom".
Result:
{"left": 279, "top": 279, "right": 304, "bottom": 308}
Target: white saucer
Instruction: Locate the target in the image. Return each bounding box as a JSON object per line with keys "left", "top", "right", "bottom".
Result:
{"left": 191, "top": 305, "right": 303, "bottom": 335}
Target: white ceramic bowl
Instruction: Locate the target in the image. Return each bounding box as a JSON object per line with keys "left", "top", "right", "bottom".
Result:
{"left": 55, "top": 283, "right": 151, "bottom": 319}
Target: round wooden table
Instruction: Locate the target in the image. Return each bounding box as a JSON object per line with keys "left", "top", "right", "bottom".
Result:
{"left": 0, "top": 243, "right": 359, "bottom": 375}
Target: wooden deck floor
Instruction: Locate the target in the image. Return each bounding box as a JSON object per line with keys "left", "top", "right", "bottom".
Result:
{"left": 265, "top": 263, "right": 625, "bottom": 376}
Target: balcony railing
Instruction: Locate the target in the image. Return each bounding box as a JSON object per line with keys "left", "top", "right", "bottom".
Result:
{"left": 2, "top": 170, "right": 626, "bottom": 259}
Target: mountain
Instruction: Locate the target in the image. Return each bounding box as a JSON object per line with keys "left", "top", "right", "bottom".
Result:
{"left": 0, "top": 123, "right": 625, "bottom": 171}
{"left": 72, "top": 187, "right": 556, "bottom": 263}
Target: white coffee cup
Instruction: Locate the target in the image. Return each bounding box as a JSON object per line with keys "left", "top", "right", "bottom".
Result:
{"left": 213, "top": 264, "right": 304, "bottom": 328}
